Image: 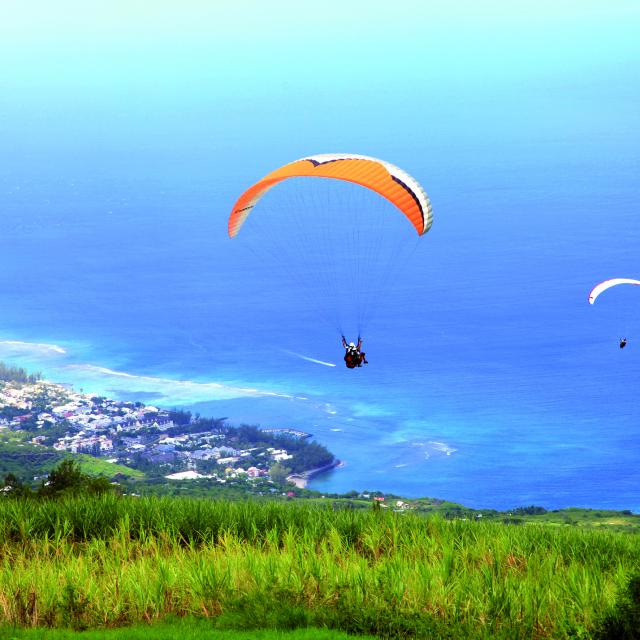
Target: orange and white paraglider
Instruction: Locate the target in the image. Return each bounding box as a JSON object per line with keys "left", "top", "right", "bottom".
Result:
{"left": 228, "top": 154, "right": 433, "bottom": 366}
{"left": 228, "top": 153, "right": 433, "bottom": 238}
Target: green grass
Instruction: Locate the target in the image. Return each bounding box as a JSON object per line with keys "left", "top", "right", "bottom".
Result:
{"left": 520, "top": 508, "right": 640, "bottom": 532}
{"left": 0, "top": 495, "right": 638, "bottom": 638}
{"left": 1, "top": 619, "right": 373, "bottom": 639}
{"left": 0, "top": 436, "right": 143, "bottom": 482}
{"left": 74, "top": 454, "right": 145, "bottom": 479}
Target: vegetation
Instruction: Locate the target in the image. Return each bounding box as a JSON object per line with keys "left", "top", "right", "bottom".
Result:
{"left": 0, "top": 362, "right": 41, "bottom": 384}
{"left": 0, "top": 621, "right": 371, "bottom": 640}
{"left": 0, "top": 494, "right": 638, "bottom": 637}
{"left": 2, "top": 459, "right": 117, "bottom": 498}
{"left": 0, "top": 436, "right": 143, "bottom": 484}
{"left": 595, "top": 573, "right": 640, "bottom": 639}
{"left": 269, "top": 462, "right": 292, "bottom": 486}
{"left": 511, "top": 507, "right": 640, "bottom": 534}
{"left": 0, "top": 438, "right": 63, "bottom": 480}
{"left": 215, "top": 424, "right": 334, "bottom": 474}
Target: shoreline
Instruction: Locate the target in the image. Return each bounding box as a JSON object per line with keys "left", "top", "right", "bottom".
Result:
{"left": 261, "top": 428, "right": 311, "bottom": 440}
{"left": 287, "top": 459, "right": 342, "bottom": 489}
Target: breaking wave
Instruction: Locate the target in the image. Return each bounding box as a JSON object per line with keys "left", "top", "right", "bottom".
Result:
{"left": 0, "top": 339, "right": 67, "bottom": 356}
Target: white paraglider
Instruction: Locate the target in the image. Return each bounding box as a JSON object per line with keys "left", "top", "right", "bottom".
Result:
{"left": 588, "top": 278, "right": 640, "bottom": 349}
{"left": 588, "top": 278, "right": 640, "bottom": 305}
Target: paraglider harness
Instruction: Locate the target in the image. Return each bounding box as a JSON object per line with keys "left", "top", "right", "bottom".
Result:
{"left": 344, "top": 348, "right": 363, "bottom": 369}
{"left": 342, "top": 335, "right": 366, "bottom": 368}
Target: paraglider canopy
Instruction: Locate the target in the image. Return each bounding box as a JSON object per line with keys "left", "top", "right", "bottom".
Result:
{"left": 227, "top": 153, "right": 433, "bottom": 338}
{"left": 588, "top": 278, "right": 640, "bottom": 304}
{"left": 228, "top": 153, "right": 433, "bottom": 238}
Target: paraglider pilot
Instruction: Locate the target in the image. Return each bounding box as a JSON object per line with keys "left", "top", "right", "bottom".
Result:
{"left": 620, "top": 338, "right": 627, "bottom": 349}
{"left": 341, "top": 335, "right": 368, "bottom": 368}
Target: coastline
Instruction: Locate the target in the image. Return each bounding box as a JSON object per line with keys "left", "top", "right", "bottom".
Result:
{"left": 287, "top": 459, "right": 342, "bottom": 489}
{"left": 0, "top": 371, "right": 341, "bottom": 492}
{"left": 261, "top": 428, "right": 311, "bottom": 440}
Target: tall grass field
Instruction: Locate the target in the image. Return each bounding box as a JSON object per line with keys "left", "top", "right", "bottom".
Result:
{"left": 0, "top": 496, "right": 638, "bottom": 638}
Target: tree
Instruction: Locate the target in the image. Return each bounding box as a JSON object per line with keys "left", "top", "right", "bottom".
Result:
{"left": 596, "top": 574, "right": 640, "bottom": 639}
{"left": 0, "top": 361, "right": 42, "bottom": 383}
{"left": 269, "top": 462, "right": 292, "bottom": 486}
{"left": 1, "top": 473, "right": 33, "bottom": 498}
{"left": 38, "top": 459, "right": 115, "bottom": 497}
{"left": 39, "top": 459, "right": 85, "bottom": 495}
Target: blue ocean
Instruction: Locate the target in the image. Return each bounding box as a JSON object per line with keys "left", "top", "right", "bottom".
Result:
{"left": 1, "top": 2, "right": 639, "bottom": 510}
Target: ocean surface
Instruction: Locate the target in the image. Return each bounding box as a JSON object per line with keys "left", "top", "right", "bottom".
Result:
{"left": 1, "top": 2, "right": 639, "bottom": 510}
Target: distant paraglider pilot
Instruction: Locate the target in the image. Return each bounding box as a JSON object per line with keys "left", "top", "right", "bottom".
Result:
{"left": 341, "top": 335, "right": 368, "bottom": 368}
{"left": 588, "top": 280, "right": 640, "bottom": 352}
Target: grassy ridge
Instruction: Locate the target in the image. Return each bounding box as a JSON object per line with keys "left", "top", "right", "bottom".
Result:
{"left": 0, "top": 495, "right": 638, "bottom": 638}
{"left": 1, "top": 622, "right": 371, "bottom": 640}
{"left": 74, "top": 454, "right": 145, "bottom": 479}
{"left": 0, "top": 434, "right": 144, "bottom": 481}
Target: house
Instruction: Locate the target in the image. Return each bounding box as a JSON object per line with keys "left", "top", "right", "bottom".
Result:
{"left": 190, "top": 449, "right": 218, "bottom": 461}
{"left": 155, "top": 444, "right": 176, "bottom": 453}
{"left": 166, "top": 470, "right": 204, "bottom": 480}
{"left": 147, "top": 452, "right": 175, "bottom": 464}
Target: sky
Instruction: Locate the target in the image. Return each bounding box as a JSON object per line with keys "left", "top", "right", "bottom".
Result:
{"left": 1, "top": 1, "right": 639, "bottom": 177}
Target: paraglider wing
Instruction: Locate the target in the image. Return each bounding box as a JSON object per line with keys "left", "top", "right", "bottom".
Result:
{"left": 588, "top": 278, "right": 640, "bottom": 305}
{"left": 228, "top": 153, "right": 433, "bottom": 237}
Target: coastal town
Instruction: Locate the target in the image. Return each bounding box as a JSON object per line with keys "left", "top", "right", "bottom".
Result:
{"left": 0, "top": 371, "right": 337, "bottom": 490}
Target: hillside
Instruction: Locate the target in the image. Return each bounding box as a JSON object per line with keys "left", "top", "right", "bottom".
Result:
{"left": 0, "top": 494, "right": 639, "bottom": 638}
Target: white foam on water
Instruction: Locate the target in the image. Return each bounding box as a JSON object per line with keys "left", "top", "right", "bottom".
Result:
{"left": 428, "top": 441, "right": 458, "bottom": 456}
{"left": 0, "top": 337, "right": 304, "bottom": 406}
{"left": 63, "top": 363, "right": 301, "bottom": 404}
{"left": 0, "top": 339, "right": 67, "bottom": 356}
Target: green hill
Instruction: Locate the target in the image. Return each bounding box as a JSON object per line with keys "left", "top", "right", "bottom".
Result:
{"left": 0, "top": 433, "right": 144, "bottom": 481}
{"left": 0, "top": 494, "right": 638, "bottom": 638}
